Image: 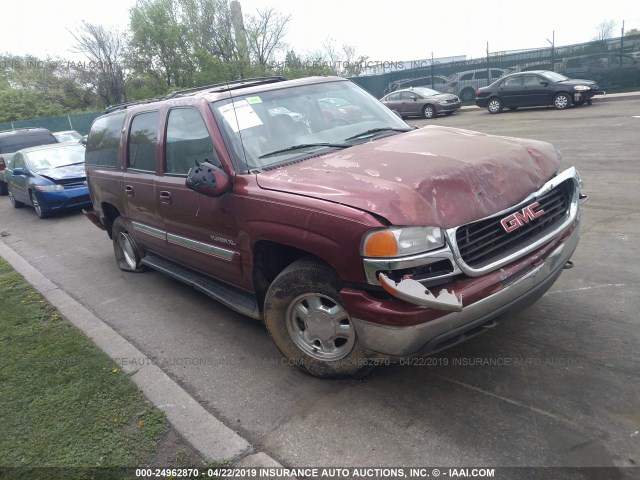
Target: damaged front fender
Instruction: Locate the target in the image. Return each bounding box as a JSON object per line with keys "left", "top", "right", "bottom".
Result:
{"left": 378, "top": 273, "right": 463, "bottom": 312}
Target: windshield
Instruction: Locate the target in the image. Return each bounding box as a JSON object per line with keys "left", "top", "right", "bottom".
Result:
{"left": 26, "top": 145, "right": 86, "bottom": 172}
{"left": 210, "top": 80, "right": 409, "bottom": 171}
{"left": 54, "top": 131, "right": 82, "bottom": 142}
{"left": 413, "top": 87, "right": 440, "bottom": 96}
{"left": 540, "top": 71, "right": 569, "bottom": 82}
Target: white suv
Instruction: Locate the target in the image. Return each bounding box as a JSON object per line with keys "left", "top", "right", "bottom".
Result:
{"left": 445, "top": 68, "right": 507, "bottom": 102}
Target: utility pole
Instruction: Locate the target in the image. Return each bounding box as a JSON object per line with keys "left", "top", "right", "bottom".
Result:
{"left": 486, "top": 42, "right": 490, "bottom": 86}
{"left": 547, "top": 31, "right": 555, "bottom": 71}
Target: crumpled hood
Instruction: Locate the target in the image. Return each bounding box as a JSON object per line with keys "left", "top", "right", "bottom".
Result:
{"left": 256, "top": 126, "right": 561, "bottom": 228}
{"left": 37, "top": 164, "right": 86, "bottom": 182}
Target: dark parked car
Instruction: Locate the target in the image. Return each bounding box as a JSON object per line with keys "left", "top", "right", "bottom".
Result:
{"left": 0, "top": 128, "right": 58, "bottom": 195}
{"left": 475, "top": 70, "right": 605, "bottom": 113}
{"left": 5, "top": 143, "right": 90, "bottom": 218}
{"left": 84, "top": 76, "right": 583, "bottom": 378}
{"left": 380, "top": 87, "right": 461, "bottom": 119}
{"left": 318, "top": 97, "right": 362, "bottom": 125}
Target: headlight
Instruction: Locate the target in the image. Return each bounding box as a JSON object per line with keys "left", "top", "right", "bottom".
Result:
{"left": 34, "top": 185, "right": 64, "bottom": 191}
{"left": 361, "top": 227, "right": 445, "bottom": 257}
{"left": 574, "top": 85, "right": 590, "bottom": 92}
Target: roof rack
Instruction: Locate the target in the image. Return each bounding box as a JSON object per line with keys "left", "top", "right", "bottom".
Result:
{"left": 102, "top": 76, "right": 288, "bottom": 114}
{"left": 165, "top": 76, "right": 288, "bottom": 98}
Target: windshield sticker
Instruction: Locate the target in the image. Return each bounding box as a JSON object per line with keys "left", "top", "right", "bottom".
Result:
{"left": 218, "top": 101, "right": 263, "bottom": 132}
{"left": 245, "top": 96, "right": 263, "bottom": 104}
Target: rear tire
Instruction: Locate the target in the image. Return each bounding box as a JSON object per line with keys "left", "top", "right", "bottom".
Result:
{"left": 112, "top": 217, "right": 146, "bottom": 272}
{"left": 460, "top": 89, "right": 475, "bottom": 102}
{"left": 0, "top": 181, "right": 8, "bottom": 196}
{"left": 264, "top": 257, "right": 375, "bottom": 379}
{"left": 9, "top": 188, "right": 24, "bottom": 208}
{"left": 487, "top": 97, "right": 503, "bottom": 114}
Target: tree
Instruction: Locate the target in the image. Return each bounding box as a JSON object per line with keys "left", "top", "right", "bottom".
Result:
{"left": 625, "top": 28, "right": 640, "bottom": 37}
{"left": 129, "top": 0, "right": 194, "bottom": 89}
{"left": 245, "top": 8, "right": 290, "bottom": 67}
{"left": 69, "top": 21, "right": 127, "bottom": 106}
{"left": 593, "top": 20, "right": 617, "bottom": 42}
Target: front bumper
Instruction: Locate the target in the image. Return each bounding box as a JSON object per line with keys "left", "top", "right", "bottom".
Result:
{"left": 347, "top": 220, "right": 579, "bottom": 356}
{"left": 35, "top": 187, "right": 91, "bottom": 212}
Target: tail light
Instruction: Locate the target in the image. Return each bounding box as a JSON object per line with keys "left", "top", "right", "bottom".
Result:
{"left": 0, "top": 157, "right": 5, "bottom": 171}
{"left": 476, "top": 89, "right": 482, "bottom": 96}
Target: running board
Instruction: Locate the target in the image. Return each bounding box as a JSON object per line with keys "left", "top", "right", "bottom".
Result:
{"left": 141, "top": 254, "right": 261, "bottom": 320}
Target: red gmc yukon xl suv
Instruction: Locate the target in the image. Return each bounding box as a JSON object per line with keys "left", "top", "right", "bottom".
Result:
{"left": 84, "top": 76, "right": 584, "bottom": 378}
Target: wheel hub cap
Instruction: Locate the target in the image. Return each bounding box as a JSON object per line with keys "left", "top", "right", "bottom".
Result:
{"left": 286, "top": 293, "right": 355, "bottom": 361}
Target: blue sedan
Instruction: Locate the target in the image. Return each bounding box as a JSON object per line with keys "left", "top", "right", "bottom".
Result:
{"left": 5, "top": 143, "right": 91, "bottom": 218}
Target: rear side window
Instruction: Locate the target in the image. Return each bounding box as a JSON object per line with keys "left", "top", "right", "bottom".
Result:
{"left": 165, "top": 108, "right": 218, "bottom": 175}
{"left": 128, "top": 112, "right": 159, "bottom": 172}
{"left": 0, "top": 131, "right": 57, "bottom": 154}
{"left": 86, "top": 113, "right": 125, "bottom": 167}
{"left": 474, "top": 71, "right": 488, "bottom": 80}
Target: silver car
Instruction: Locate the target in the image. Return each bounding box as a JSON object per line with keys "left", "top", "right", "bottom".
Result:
{"left": 445, "top": 68, "right": 507, "bottom": 102}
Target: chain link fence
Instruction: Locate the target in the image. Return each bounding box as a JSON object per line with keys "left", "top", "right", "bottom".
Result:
{"left": 351, "top": 34, "right": 640, "bottom": 99}
{"left": 0, "top": 111, "right": 101, "bottom": 135}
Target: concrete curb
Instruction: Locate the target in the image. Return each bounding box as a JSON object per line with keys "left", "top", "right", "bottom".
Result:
{"left": 0, "top": 240, "right": 284, "bottom": 467}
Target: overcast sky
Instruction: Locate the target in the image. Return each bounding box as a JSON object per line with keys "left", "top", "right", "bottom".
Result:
{"left": 2, "top": 0, "right": 639, "bottom": 63}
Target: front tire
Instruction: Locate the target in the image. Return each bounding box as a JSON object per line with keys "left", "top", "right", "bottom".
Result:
{"left": 553, "top": 93, "right": 572, "bottom": 110}
{"left": 112, "top": 217, "right": 146, "bottom": 272}
{"left": 29, "top": 191, "right": 49, "bottom": 218}
{"left": 422, "top": 104, "right": 436, "bottom": 119}
{"left": 487, "top": 97, "right": 503, "bottom": 114}
{"left": 264, "top": 257, "right": 374, "bottom": 378}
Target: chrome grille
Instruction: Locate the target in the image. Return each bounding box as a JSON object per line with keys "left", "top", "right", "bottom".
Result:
{"left": 455, "top": 180, "right": 572, "bottom": 268}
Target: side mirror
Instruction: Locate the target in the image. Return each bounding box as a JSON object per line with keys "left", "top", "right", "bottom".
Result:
{"left": 12, "top": 168, "right": 26, "bottom": 176}
{"left": 185, "top": 161, "right": 230, "bottom": 198}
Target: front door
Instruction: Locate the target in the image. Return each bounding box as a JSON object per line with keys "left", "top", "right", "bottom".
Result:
{"left": 521, "top": 74, "right": 551, "bottom": 106}
{"left": 158, "top": 107, "right": 244, "bottom": 285}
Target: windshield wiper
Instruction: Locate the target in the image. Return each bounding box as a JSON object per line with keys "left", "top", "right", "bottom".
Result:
{"left": 345, "top": 127, "right": 411, "bottom": 141}
{"left": 56, "top": 162, "right": 84, "bottom": 168}
{"left": 259, "top": 143, "right": 349, "bottom": 159}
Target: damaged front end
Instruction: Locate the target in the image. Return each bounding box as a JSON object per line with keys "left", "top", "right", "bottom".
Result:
{"left": 346, "top": 166, "right": 584, "bottom": 357}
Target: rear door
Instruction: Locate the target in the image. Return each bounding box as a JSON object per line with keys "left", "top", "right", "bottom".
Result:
{"left": 158, "top": 106, "right": 243, "bottom": 284}
{"left": 122, "top": 110, "right": 169, "bottom": 255}
{"left": 497, "top": 76, "right": 524, "bottom": 107}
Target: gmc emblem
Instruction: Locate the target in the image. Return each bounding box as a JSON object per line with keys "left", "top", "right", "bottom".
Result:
{"left": 500, "top": 201, "right": 545, "bottom": 233}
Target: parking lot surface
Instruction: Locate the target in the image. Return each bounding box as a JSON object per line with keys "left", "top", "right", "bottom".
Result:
{"left": 1, "top": 100, "right": 639, "bottom": 474}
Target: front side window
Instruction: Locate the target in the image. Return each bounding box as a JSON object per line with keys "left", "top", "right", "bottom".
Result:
{"left": 460, "top": 73, "right": 473, "bottom": 81}
{"left": 128, "top": 112, "right": 159, "bottom": 172}
{"left": 523, "top": 75, "right": 542, "bottom": 87}
{"left": 165, "top": 108, "right": 219, "bottom": 175}
{"left": 474, "top": 71, "right": 488, "bottom": 80}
